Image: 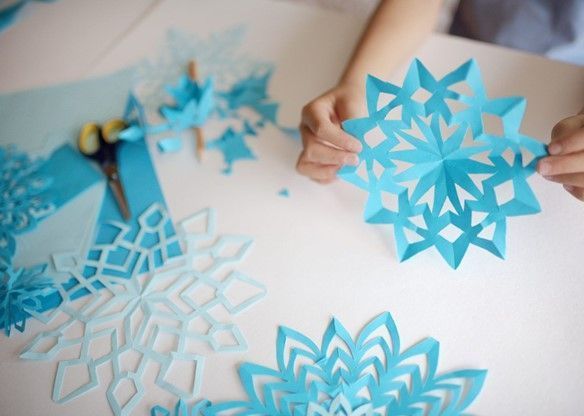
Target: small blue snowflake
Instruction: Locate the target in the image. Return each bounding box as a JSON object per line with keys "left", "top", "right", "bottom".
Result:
{"left": 339, "top": 59, "right": 546, "bottom": 268}
{"left": 204, "top": 311, "right": 487, "bottom": 415}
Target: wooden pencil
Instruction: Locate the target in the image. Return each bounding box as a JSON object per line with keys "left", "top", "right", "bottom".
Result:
{"left": 188, "top": 60, "right": 205, "bottom": 161}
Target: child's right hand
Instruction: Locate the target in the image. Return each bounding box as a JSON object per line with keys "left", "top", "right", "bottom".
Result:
{"left": 296, "top": 83, "right": 364, "bottom": 184}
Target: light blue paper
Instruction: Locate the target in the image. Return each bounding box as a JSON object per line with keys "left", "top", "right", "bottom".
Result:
{"left": 207, "top": 127, "right": 256, "bottom": 175}
{"left": 205, "top": 311, "right": 487, "bottom": 415}
{"left": 277, "top": 188, "right": 289, "bottom": 198}
{"left": 339, "top": 59, "right": 546, "bottom": 268}
{"left": 158, "top": 137, "right": 183, "bottom": 153}
{"left": 22, "top": 206, "right": 266, "bottom": 415}
{"left": 160, "top": 76, "right": 214, "bottom": 130}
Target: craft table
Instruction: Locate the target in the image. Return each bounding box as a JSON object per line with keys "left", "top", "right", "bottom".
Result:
{"left": 1, "top": 0, "right": 584, "bottom": 414}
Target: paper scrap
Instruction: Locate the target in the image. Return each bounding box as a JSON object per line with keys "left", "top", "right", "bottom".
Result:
{"left": 277, "top": 188, "right": 289, "bottom": 197}
{"left": 207, "top": 127, "right": 256, "bottom": 175}
{"left": 151, "top": 399, "right": 210, "bottom": 416}
{"left": 157, "top": 137, "right": 183, "bottom": 153}
{"left": 205, "top": 311, "right": 487, "bottom": 414}
{"left": 339, "top": 59, "right": 546, "bottom": 268}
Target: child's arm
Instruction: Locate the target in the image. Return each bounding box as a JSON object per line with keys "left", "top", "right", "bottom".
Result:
{"left": 296, "top": 0, "right": 442, "bottom": 183}
{"left": 538, "top": 107, "right": 584, "bottom": 201}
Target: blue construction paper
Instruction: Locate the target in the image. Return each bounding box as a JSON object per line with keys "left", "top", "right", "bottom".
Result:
{"left": 205, "top": 311, "right": 487, "bottom": 415}
{"left": 157, "top": 137, "right": 183, "bottom": 153}
{"left": 207, "top": 127, "right": 256, "bottom": 175}
{"left": 277, "top": 188, "right": 289, "bottom": 198}
{"left": 0, "top": 263, "right": 54, "bottom": 336}
{"left": 339, "top": 59, "right": 546, "bottom": 268}
{"left": 22, "top": 206, "right": 266, "bottom": 415}
{"left": 151, "top": 399, "right": 210, "bottom": 416}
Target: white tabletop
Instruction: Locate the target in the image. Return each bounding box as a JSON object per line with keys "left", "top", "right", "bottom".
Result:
{"left": 1, "top": 0, "right": 584, "bottom": 414}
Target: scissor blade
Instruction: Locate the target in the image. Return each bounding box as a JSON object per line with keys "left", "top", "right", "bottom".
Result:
{"left": 108, "top": 178, "right": 131, "bottom": 220}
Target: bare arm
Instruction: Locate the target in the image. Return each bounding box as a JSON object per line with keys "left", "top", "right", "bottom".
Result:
{"left": 297, "top": 0, "right": 442, "bottom": 183}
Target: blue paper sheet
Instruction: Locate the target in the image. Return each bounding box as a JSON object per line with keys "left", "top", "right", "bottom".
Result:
{"left": 204, "top": 311, "right": 487, "bottom": 415}
{"left": 157, "top": 137, "right": 183, "bottom": 153}
{"left": 339, "top": 59, "right": 546, "bottom": 268}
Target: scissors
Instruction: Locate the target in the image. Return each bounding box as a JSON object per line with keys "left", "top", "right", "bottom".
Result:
{"left": 78, "top": 119, "right": 131, "bottom": 220}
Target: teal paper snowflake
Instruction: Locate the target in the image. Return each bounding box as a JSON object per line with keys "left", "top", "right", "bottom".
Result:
{"left": 339, "top": 59, "right": 546, "bottom": 268}
{"left": 204, "top": 311, "right": 486, "bottom": 415}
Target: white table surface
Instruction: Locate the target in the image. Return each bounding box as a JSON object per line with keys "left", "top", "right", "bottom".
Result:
{"left": 2, "top": 0, "right": 584, "bottom": 415}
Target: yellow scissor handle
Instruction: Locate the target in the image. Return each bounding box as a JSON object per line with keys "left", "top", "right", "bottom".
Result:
{"left": 102, "top": 119, "right": 127, "bottom": 144}
{"left": 78, "top": 122, "right": 101, "bottom": 155}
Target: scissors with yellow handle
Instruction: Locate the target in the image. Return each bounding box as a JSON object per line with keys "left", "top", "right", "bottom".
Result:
{"left": 78, "top": 119, "right": 131, "bottom": 220}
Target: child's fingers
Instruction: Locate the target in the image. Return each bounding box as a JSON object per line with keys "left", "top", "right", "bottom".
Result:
{"left": 296, "top": 160, "right": 339, "bottom": 181}
{"left": 548, "top": 128, "right": 584, "bottom": 155}
{"left": 551, "top": 114, "right": 584, "bottom": 140}
{"left": 543, "top": 173, "right": 584, "bottom": 187}
{"left": 537, "top": 152, "right": 584, "bottom": 176}
{"left": 301, "top": 101, "right": 362, "bottom": 152}
{"left": 563, "top": 185, "right": 584, "bottom": 202}
{"left": 302, "top": 141, "right": 359, "bottom": 166}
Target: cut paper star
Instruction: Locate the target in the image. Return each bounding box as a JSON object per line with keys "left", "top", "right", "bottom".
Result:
{"left": 339, "top": 59, "right": 546, "bottom": 268}
{"left": 207, "top": 127, "right": 256, "bottom": 175}
{"left": 21, "top": 204, "right": 266, "bottom": 416}
{"left": 160, "top": 76, "right": 214, "bottom": 130}
{"left": 204, "top": 311, "right": 487, "bottom": 415}
{"left": 0, "top": 263, "right": 55, "bottom": 336}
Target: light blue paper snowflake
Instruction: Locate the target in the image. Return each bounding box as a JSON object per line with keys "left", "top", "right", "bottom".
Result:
{"left": 0, "top": 145, "right": 54, "bottom": 242}
{"left": 21, "top": 204, "right": 265, "bottom": 416}
{"left": 339, "top": 59, "right": 546, "bottom": 268}
{"left": 0, "top": 263, "right": 55, "bottom": 336}
{"left": 205, "top": 312, "right": 487, "bottom": 415}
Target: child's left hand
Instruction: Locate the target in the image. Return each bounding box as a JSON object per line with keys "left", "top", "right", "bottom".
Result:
{"left": 538, "top": 110, "right": 584, "bottom": 201}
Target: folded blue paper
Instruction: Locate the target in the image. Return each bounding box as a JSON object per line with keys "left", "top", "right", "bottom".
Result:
{"left": 339, "top": 59, "right": 546, "bottom": 268}
{"left": 203, "top": 311, "right": 487, "bottom": 415}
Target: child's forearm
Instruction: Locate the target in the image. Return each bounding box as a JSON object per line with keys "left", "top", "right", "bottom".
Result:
{"left": 340, "top": 0, "right": 442, "bottom": 87}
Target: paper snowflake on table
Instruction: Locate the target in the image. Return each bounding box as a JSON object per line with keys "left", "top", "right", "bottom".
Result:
{"left": 0, "top": 145, "right": 54, "bottom": 261}
{"left": 21, "top": 204, "right": 266, "bottom": 416}
{"left": 0, "top": 263, "right": 55, "bottom": 336}
{"left": 204, "top": 311, "right": 487, "bottom": 415}
{"left": 339, "top": 59, "right": 546, "bottom": 268}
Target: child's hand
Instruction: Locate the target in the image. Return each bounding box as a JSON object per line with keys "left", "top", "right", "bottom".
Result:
{"left": 538, "top": 111, "right": 584, "bottom": 201}
{"left": 296, "top": 83, "right": 364, "bottom": 184}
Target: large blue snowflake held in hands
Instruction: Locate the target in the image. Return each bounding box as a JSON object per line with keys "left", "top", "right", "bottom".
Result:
{"left": 202, "top": 311, "right": 487, "bottom": 415}
{"left": 339, "top": 59, "right": 546, "bottom": 268}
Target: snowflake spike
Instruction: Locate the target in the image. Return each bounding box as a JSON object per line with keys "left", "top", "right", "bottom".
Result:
{"left": 277, "top": 325, "right": 321, "bottom": 373}
{"left": 355, "top": 312, "right": 400, "bottom": 357}
{"left": 52, "top": 358, "right": 100, "bottom": 404}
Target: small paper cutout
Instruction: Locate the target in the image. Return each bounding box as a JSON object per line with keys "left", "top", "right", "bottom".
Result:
{"left": 0, "top": 263, "right": 55, "bottom": 336}
{"left": 207, "top": 127, "right": 256, "bottom": 175}
{"left": 339, "top": 59, "right": 546, "bottom": 268}
{"left": 158, "top": 137, "right": 183, "bottom": 153}
{"left": 151, "top": 399, "right": 210, "bottom": 416}
{"left": 277, "top": 188, "right": 289, "bottom": 198}
{"left": 22, "top": 204, "right": 265, "bottom": 415}
{"left": 0, "top": 0, "right": 56, "bottom": 34}
{"left": 205, "top": 311, "right": 487, "bottom": 415}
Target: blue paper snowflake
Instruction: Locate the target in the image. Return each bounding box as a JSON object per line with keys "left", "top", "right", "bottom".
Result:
{"left": 0, "top": 145, "right": 54, "bottom": 244}
{"left": 0, "top": 263, "right": 55, "bottom": 336}
{"left": 204, "top": 311, "right": 487, "bottom": 415}
{"left": 21, "top": 204, "right": 266, "bottom": 416}
{"left": 339, "top": 59, "right": 546, "bottom": 268}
